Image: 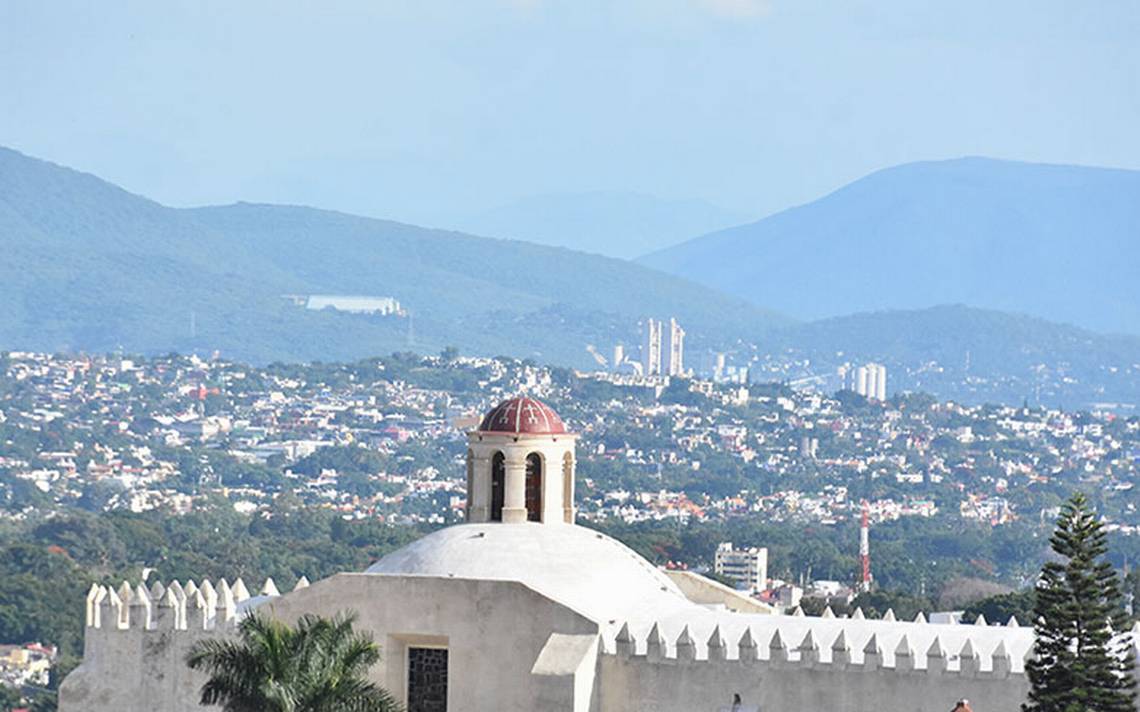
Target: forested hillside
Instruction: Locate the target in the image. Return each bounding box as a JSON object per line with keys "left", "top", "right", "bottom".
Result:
{"left": 0, "top": 147, "right": 782, "bottom": 366}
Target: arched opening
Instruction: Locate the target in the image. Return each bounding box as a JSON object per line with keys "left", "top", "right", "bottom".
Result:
{"left": 562, "top": 452, "right": 574, "bottom": 523}
{"left": 525, "top": 453, "right": 543, "bottom": 522}
{"left": 490, "top": 452, "right": 505, "bottom": 522}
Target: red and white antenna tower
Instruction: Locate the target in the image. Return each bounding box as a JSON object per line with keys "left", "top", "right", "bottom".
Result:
{"left": 859, "top": 500, "right": 872, "bottom": 592}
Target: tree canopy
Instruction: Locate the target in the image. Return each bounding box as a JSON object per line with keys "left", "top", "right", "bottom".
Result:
{"left": 186, "top": 611, "right": 400, "bottom": 712}
{"left": 1024, "top": 492, "right": 1136, "bottom": 712}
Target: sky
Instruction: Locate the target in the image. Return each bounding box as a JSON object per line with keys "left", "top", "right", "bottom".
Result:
{"left": 1, "top": 0, "right": 1138, "bottom": 227}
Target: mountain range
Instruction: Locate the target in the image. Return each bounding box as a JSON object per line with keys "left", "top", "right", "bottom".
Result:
{"left": 0, "top": 146, "right": 780, "bottom": 366}
{"left": 449, "top": 191, "right": 747, "bottom": 259}
{"left": 2, "top": 146, "right": 1140, "bottom": 406}
{"left": 640, "top": 158, "right": 1140, "bottom": 335}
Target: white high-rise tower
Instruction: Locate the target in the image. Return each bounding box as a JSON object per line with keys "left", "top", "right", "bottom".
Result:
{"left": 667, "top": 318, "right": 685, "bottom": 377}
{"left": 851, "top": 362, "right": 887, "bottom": 400}
{"left": 643, "top": 319, "right": 663, "bottom": 376}
{"left": 873, "top": 363, "right": 887, "bottom": 400}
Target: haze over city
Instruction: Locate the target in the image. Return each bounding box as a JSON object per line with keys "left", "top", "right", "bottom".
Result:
{"left": 2, "top": 0, "right": 1138, "bottom": 227}
{"left": 3, "top": 3, "right": 1140, "bottom": 712}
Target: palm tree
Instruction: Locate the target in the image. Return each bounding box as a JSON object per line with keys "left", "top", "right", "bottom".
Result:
{"left": 186, "top": 610, "right": 401, "bottom": 712}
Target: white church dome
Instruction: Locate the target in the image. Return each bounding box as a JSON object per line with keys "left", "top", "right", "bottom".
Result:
{"left": 365, "top": 522, "right": 697, "bottom": 624}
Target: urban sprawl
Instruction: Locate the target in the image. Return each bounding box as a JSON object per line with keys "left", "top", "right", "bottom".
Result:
{"left": 2, "top": 348, "right": 1136, "bottom": 534}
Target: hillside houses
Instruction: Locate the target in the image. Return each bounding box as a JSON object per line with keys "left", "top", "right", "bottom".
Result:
{"left": 0, "top": 351, "right": 1137, "bottom": 535}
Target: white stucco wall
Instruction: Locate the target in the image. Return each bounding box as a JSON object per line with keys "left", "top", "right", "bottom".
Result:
{"left": 265, "top": 573, "right": 601, "bottom": 711}
{"left": 664, "top": 570, "right": 776, "bottom": 614}
{"left": 60, "top": 595, "right": 228, "bottom": 712}
{"left": 598, "top": 649, "right": 1029, "bottom": 712}
{"left": 61, "top": 573, "right": 603, "bottom": 712}
{"left": 62, "top": 570, "right": 1078, "bottom": 712}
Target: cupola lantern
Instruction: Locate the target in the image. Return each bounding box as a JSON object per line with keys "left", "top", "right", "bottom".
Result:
{"left": 466, "top": 396, "right": 576, "bottom": 524}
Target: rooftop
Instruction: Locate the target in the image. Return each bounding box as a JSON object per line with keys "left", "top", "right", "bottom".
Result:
{"left": 478, "top": 396, "right": 567, "bottom": 435}
{"left": 365, "top": 522, "right": 690, "bottom": 623}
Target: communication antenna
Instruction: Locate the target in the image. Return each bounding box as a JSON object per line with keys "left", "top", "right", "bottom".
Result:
{"left": 859, "top": 501, "right": 872, "bottom": 593}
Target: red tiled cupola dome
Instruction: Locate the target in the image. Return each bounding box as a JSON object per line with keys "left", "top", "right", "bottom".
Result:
{"left": 479, "top": 396, "right": 567, "bottom": 435}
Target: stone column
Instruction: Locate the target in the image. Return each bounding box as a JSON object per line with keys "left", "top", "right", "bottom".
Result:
{"left": 502, "top": 450, "right": 527, "bottom": 523}
{"left": 562, "top": 453, "right": 575, "bottom": 524}
{"left": 540, "top": 451, "right": 559, "bottom": 523}
{"left": 468, "top": 450, "right": 490, "bottom": 522}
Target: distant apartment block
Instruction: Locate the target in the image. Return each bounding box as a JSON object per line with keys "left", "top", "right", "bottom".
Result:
{"left": 843, "top": 362, "right": 887, "bottom": 400}
{"left": 713, "top": 352, "right": 726, "bottom": 381}
{"left": 643, "top": 318, "right": 663, "bottom": 376}
{"left": 667, "top": 318, "right": 685, "bottom": 377}
{"left": 640, "top": 317, "right": 685, "bottom": 378}
{"left": 714, "top": 541, "right": 768, "bottom": 593}
{"left": 611, "top": 344, "right": 625, "bottom": 372}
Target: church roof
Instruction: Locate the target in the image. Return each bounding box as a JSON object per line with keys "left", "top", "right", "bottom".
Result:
{"left": 479, "top": 396, "right": 567, "bottom": 435}
{"left": 364, "top": 524, "right": 1036, "bottom": 668}
{"left": 365, "top": 523, "right": 691, "bottom": 623}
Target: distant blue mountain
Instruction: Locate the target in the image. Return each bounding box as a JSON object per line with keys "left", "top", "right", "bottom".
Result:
{"left": 452, "top": 191, "right": 748, "bottom": 259}
{"left": 640, "top": 158, "right": 1140, "bottom": 335}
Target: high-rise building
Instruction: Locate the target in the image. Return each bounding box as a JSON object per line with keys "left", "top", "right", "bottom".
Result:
{"left": 850, "top": 362, "right": 887, "bottom": 400}
{"left": 612, "top": 344, "right": 624, "bottom": 372}
{"left": 714, "top": 352, "right": 727, "bottom": 381}
{"left": 667, "top": 318, "right": 685, "bottom": 377}
{"left": 714, "top": 542, "right": 768, "bottom": 593}
{"left": 642, "top": 319, "right": 662, "bottom": 376}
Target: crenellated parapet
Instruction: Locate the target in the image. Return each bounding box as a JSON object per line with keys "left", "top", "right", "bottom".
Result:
{"left": 84, "top": 575, "right": 308, "bottom": 633}
{"left": 604, "top": 611, "right": 1033, "bottom": 679}
{"left": 599, "top": 611, "right": 1040, "bottom": 711}
{"left": 65, "top": 575, "right": 312, "bottom": 712}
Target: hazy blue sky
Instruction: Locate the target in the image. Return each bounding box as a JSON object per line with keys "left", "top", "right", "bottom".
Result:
{"left": 2, "top": 0, "right": 1138, "bottom": 225}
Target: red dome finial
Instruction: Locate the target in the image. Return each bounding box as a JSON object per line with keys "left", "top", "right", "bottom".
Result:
{"left": 479, "top": 396, "right": 567, "bottom": 435}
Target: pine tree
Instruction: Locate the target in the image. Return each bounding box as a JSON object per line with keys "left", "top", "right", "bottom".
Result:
{"left": 1025, "top": 492, "right": 1136, "bottom": 712}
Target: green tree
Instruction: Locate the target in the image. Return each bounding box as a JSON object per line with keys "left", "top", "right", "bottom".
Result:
{"left": 1125, "top": 570, "right": 1140, "bottom": 620}
{"left": 186, "top": 611, "right": 400, "bottom": 712}
{"left": 963, "top": 589, "right": 1036, "bottom": 626}
{"left": 850, "top": 590, "right": 934, "bottom": 621}
{"left": 292, "top": 446, "right": 387, "bottom": 479}
{"left": 0, "top": 685, "right": 24, "bottom": 711}
{"left": 1024, "top": 492, "right": 1136, "bottom": 712}
{"left": 28, "top": 691, "right": 58, "bottom": 712}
